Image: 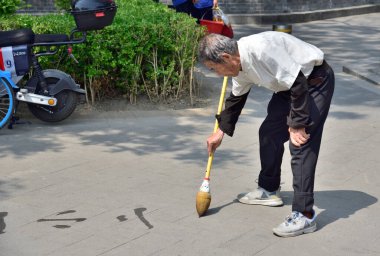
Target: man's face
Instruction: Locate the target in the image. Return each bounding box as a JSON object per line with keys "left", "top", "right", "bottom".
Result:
{"left": 204, "top": 53, "right": 241, "bottom": 77}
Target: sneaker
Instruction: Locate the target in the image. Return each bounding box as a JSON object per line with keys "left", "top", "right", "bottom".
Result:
{"left": 272, "top": 211, "right": 317, "bottom": 237}
{"left": 238, "top": 187, "right": 283, "bottom": 206}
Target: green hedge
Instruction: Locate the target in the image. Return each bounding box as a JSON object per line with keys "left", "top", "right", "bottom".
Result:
{"left": 0, "top": 0, "right": 21, "bottom": 15}
{"left": 0, "top": 0, "right": 206, "bottom": 104}
{"left": 54, "top": 0, "right": 70, "bottom": 11}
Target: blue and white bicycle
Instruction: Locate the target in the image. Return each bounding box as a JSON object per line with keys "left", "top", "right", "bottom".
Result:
{"left": 0, "top": 28, "right": 88, "bottom": 129}
{"left": 0, "top": 0, "right": 117, "bottom": 129}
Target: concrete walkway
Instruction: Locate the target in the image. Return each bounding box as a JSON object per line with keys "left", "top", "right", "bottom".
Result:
{"left": 0, "top": 13, "right": 379, "bottom": 256}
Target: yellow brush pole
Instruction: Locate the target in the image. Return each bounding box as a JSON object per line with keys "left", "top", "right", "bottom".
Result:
{"left": 205, "top": 76, "right": 228, "bottom": 179}
{"left": 196, "top": 76, "right": 228, "bottom": 217}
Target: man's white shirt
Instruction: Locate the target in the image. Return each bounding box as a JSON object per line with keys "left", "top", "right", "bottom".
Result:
{"left": 232, "top": 31, "right": 324, "bottom": 96}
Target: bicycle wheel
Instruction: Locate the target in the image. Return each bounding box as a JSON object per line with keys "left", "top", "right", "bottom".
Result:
{"left": 28, "top": 90, "right": 78, "bottom": 123}
{"left": 28, "top": 76, "right": 78, "bottom": 123}
{"left": 0, "top": 77, "right": 14, "bottom": 129}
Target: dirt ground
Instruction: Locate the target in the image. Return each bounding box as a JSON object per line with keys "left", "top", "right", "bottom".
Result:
{"left": 76, "top": 69, "right": 223, "bottom": 114}
{"left": 85, "top": 95, "right": 211, "bottom": 112}
{"left": 12, "top": 69, "right": 222, "bottom": 124}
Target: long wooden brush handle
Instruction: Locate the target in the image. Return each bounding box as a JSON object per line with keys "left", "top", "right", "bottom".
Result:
{"left": 205, "top": 76, "right": 229, "bottom": 179}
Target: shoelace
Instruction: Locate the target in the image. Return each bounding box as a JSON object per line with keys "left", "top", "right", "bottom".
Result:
{"left": 285, "top": 212, "right": 301, "bottom": 226}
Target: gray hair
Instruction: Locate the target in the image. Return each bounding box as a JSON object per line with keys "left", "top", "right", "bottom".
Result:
{"left": 198, "top": 33, "right": 238, "bottom": 63}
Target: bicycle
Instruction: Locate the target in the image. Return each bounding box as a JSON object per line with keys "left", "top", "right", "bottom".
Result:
{"left": 0, "top": 0, "right": 117, "bottom": 129}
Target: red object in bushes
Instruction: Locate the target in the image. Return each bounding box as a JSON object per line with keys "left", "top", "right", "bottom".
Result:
{"left": 200, "top": 19, "right": 224, "bottom": 34}
{"left": 200, "top": 19, "right": 234, "bottom": 38}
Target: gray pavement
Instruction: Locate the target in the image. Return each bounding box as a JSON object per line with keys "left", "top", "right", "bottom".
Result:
{"left": 1, "top": 13, "right": 380, "bottom": 256}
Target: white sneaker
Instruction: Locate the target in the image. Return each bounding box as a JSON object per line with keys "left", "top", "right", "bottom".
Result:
{"left": 272, "top": 211, "right": 317, "bottom": 237}
{"left": 238, "top": 187, "right": 283, "bottom": 206}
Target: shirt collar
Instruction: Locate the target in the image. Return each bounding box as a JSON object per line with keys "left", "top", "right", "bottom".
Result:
{"left": 237, "top": 40, "right": 249, "bottom": 76}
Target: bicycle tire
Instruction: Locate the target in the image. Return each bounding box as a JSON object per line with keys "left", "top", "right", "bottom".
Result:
{"left": 27, "top": 76, "right": 78, "bottom": 122}
{"left": 0, "top": 77, "right": 15, "bottom": 129}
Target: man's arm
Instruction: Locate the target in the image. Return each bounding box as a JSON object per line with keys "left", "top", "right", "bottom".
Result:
{"left": 287, "top": 71, "right": 312, "bottom": 129}
{"left": 207, "top": 90, "right": 249, "bottom": 154}
{"left": 287, "top": 71, "right": 312, "bottom": 147}
{"left": 216, "top": 90, "right": 250, "bottom": 137}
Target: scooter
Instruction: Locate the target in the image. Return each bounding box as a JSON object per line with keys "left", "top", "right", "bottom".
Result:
{"left": 0, "top": 0, "right": 117, "bottom": 129}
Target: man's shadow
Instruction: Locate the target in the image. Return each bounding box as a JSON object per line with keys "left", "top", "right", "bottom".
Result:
{"left": 203, "top": 190, "right": 377, "bottom": 230}
{"left": 280, "top": 190, "right": 377, "bottom": 230}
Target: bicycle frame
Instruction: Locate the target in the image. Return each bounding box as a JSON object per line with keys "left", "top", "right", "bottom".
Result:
{"left": 0, "top": 70, "right": 17, "bottom": 88}
{"left": 26, "top": 29, "right": 87, "bottom": 94}
{"left": 33, "top": 29, "right": 86, "bottom": 57}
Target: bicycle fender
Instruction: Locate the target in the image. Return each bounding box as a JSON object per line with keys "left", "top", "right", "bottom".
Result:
{"left": 43, "top": 69, "right": 86, "bottom": 95}
{"left": 0, "top": 70, "right": 18, "bottom": 89}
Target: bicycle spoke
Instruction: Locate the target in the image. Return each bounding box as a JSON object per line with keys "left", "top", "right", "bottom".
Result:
{"left": 0, "top": 109, "right": 7, "bottom": 115}
{"left": 0, "top": 80, "right": 13, "bottom": 128}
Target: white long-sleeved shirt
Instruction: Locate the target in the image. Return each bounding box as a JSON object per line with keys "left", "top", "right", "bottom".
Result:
{"left": 232, "top": 31, "right": 324, "bottom": 96}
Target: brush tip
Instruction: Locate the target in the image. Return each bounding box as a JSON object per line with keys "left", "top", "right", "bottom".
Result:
{"left": 196, "top": 191, "right": 211, "bottom": 217}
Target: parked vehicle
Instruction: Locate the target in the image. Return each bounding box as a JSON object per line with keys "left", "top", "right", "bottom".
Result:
{"left": 0, "top": 0, "right": 117, "bottom": 129}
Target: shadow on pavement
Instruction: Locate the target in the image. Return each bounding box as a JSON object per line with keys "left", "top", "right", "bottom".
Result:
{"left": 0, "top": 179, "right": 23, "bottom": 199}
{"left": 204, "top": 199, "right": 240, "bottom": 217}
{"left": 281, "top": 190, "right": 377, "bottom": 230}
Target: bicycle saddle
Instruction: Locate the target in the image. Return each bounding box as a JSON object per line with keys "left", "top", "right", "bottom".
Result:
{"left": 0, "top": 28, "right": 35, "bottom": 47}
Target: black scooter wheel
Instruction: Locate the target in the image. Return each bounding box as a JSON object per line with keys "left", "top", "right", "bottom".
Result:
{"left": 28, "top": 90, "right": 78, "bottom": 123}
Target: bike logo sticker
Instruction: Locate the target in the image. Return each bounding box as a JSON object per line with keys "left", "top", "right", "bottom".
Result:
{"left": 0, "top": 45, "right": 30, "bottom": 76}
{"left": 0, "top": 47, "right": 15, "bottom": 74}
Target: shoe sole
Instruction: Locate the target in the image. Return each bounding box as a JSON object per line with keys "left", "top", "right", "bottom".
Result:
{"left": 272, "top": 223, "right": 317, "bottom": 238}
{"left": 238, "top": 197, "right": 284, "bottom": 207}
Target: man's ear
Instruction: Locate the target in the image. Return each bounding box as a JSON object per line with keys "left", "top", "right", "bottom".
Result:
{"left": 220, "top": 53, "right": 232, "bottom": 61}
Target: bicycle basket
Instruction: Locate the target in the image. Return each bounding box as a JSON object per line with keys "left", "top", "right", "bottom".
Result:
{"left": 71, "top": 0, "right": 117, "bottom": 31}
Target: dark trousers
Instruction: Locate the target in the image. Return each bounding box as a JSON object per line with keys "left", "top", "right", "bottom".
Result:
{"left": 191, "top": 6, "right": 213, "bottom": 22}
{"left": 258, "top": 61, "right": 335, "bottom": 213}
{"left": 174, "top": 0, "right": 192, "bottom": 15}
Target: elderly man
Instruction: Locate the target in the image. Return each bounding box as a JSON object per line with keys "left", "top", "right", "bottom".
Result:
{"left": 198, "top": 32, "right": 334, "bottom": 237}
